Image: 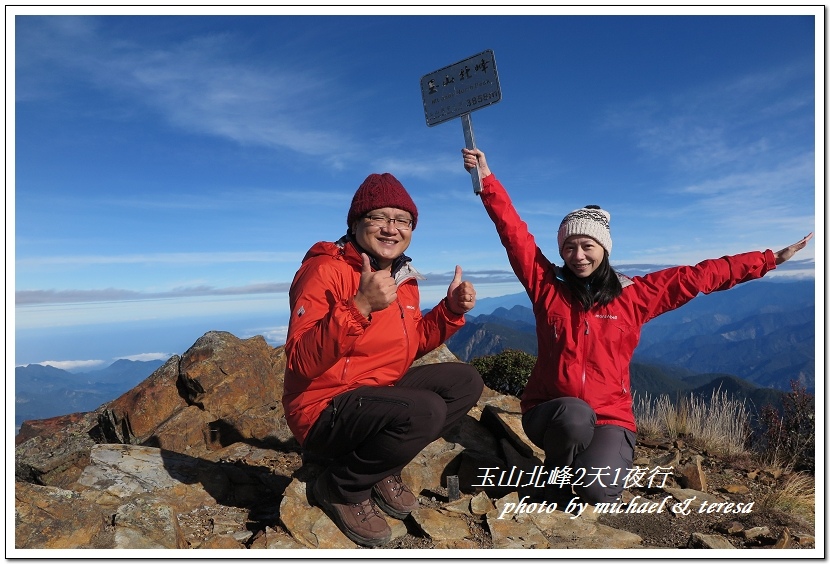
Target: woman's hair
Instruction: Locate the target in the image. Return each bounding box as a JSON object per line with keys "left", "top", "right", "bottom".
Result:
{"left": 562, "top": 252, "right": 622, "bottom": 310}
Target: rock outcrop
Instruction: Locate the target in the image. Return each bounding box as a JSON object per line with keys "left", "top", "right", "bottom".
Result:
{"left": 13, "top": 331, "right": 812, "bottom": 551}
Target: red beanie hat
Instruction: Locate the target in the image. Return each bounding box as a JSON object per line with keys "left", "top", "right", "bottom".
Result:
{"left": 347, "top": 173, "right": 418, "bottom": 229}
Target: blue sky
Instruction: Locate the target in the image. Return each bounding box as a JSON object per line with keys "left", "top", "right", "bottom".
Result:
{"left": 10, "top": 7, "right": 821, "bottom": 370}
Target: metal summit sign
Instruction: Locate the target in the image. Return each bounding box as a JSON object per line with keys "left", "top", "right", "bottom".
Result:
{"left": 420, "top": 50, "right": 502, "bottom": 193}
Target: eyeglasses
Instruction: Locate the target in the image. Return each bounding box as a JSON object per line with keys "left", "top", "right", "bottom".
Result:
{"left": 362, "top": 214, "right": 413, "bottom": 231}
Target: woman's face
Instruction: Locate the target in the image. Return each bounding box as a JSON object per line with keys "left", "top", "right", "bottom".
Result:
{"left": 561, "top": 235, "right": 605, "bottom": 278}
{"left": 352, "top": 207, "right": 414, "bottom": 270}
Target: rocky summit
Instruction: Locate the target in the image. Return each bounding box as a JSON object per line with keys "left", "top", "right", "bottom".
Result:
{"left": 14, "top": 331, "right": 816, "bottom": 553}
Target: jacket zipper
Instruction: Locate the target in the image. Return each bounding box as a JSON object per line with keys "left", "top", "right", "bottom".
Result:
{"left": 398, "top": 300, "right": 411, "bottom": 363}
{"left": 340, "top": 356, "right": 351, "bottom": 382}
{"left": 357, "top": 396, "right": 409, "bottom": 408}
{"left": 581, "top": 315, "right": 590, "bottom": 399}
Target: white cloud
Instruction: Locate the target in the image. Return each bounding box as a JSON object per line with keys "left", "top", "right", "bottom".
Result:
{"left": 677, "top": 153, "right": 812, "bottom": 198}
{"left": 17, "top": 251, "right": 302, "bottom": 268}
{"left": 24, "top": 16, "right": 357, "bottom": 162}
{"left": 16, "top": 282, "right": 294, "bottom": 306}
{"left": 36, "top": 359, "right": 107, "bottom": 371}
{"left": 253, "top": 326, "right": 289, "bottom": 347}
{"left": 666, "top": 153, "right": 814, "bottom": 232}
{"left": 15, "top": 293, "right": 291, "bottom": 330}
{"left": 601, "top": 62, "right": 813, "bottom": 161}
{"left": 117, "top": 353, "right": 173, "bottom": 362}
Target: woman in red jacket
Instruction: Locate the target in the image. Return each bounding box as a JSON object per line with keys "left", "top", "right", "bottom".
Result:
{"left": 462, "top": 147, "right": 812, "bottom": 506}
{"left": 282, "top": 172, "right": 483, "bottom": 546}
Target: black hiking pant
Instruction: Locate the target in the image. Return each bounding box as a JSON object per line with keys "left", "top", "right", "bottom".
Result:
{"left": 302, "top": 362, "right": 484, "bottom": 504}
{"left": 522, "top": 396, "right": 636, "bottom": 505}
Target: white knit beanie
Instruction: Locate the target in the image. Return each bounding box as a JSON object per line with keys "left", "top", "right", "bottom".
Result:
{"left": 557, "top": 205, "right": 612, "bottom": 256}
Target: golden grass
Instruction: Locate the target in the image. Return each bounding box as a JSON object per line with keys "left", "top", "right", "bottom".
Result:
{"left": 759, "top": 472, "right": 816, "bottom": 524}
{"left": 633, "top": 389, "right": 751, "bottom": 456}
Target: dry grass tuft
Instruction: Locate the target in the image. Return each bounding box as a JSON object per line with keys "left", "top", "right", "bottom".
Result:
{"left": 759, "top": 472, "right": 816, "bottom": 524}
{"left": 633, "top": 389, "right": 751, "bottom": 457}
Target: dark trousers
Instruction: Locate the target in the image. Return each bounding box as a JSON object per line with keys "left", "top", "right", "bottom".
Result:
{"left": 303, "top": 362, "right": 484, "bottom": 504}
{"left": 522, "top": 396, "right": 636, "bottom": 505}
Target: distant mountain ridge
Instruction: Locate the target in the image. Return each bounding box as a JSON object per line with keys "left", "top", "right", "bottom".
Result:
{"left": 16, "top": 280, "right": 814, "bottom": 427}
{"left": 15, "top": 359, "right": 166, "bottom": 427}
{"left": 629, "top": 364, "right": 788, "bottom": 413}
{"left": 446, "top": 279, "right": 815, "bottom": 394}
{"left": 447, "top": 305, "right": 539, "bottom": 360}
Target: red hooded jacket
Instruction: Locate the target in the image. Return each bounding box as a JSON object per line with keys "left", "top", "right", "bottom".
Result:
{"left": 281, "top": 237, "right": 465, "bottom": 445}
{"left": 480, "top": 174, "right": 777, "bottom": 432}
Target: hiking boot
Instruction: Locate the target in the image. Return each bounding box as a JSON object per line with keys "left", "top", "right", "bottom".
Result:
{"left": 312, "top": 471, "right": 391, "bottom": 547}
{"left": 371, "top": 474, "right": 419, "bottom": 520}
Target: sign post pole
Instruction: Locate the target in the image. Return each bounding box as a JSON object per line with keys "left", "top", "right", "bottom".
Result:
{"left": 461, "top": 113, "right": 482, "bottom": 194}
{"left": 420, "top": 50, "right": 501, "bottom": 194}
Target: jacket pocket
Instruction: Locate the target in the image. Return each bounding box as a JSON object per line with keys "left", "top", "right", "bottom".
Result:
{"left": 357, "top": 395, "right": 410, "bottom": 409}
{"left": 545, "top": 313, "right": 567, "bottom": 342}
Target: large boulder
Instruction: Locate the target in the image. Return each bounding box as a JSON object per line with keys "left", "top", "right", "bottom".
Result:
{"left": 97, "top": 331, "right": 294, "bottom": 456}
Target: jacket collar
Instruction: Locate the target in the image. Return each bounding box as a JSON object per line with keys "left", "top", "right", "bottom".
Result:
{"left": 336, "top": 234, "right": 426, "bottom": 286}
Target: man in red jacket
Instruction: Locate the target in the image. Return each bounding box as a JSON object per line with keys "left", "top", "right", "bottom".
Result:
{"left": 462, "top": 147, "right": 812, "bottom": 506}
{"left": 282, "top": 173, "right": 484, "bottom": 546}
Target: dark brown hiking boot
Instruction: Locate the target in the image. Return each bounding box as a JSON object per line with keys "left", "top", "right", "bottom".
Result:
{"left": 312, "top": 471, "right": 391, "bottom": 547}
{"left": 371, "top": 474, "right": 419, "bottom": 520}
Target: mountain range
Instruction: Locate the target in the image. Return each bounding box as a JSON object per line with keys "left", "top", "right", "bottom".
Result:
{"left": 446, "top": 279, "right": 816, "bottom": 397}
{"left": 14, "top": 279, "right": 814, "bottom": 428}
{"left": 14, "top": 359, "right": 166, "bottom": 428}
